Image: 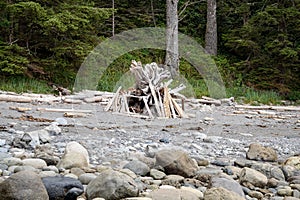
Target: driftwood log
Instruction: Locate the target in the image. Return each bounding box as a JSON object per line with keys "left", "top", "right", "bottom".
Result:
{"left": 105, "top": 60, "right": 188, "bottom": 118}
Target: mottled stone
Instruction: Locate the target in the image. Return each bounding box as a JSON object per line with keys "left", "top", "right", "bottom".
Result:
{"left": 240, "top": 167, "right": 268, "bottom": 188}
{"left": 246, "top": 143, "right": 277, "bottom": 162}
{"left": 0, "top": 171, "right": 49, "bottom": 200}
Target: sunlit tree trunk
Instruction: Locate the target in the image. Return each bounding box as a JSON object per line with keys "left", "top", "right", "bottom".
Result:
{"left": 165, "top": 0, "right": 179, "bottom": 77}
{"left": 205, "top": 0, "right": 217, "bottom": 56}
{"left": 112, "top": 0, "right": 115, "bottom": 36}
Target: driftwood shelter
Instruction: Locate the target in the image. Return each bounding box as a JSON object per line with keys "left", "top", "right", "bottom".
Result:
{"left": 105, "top": 60, "right": 188, "bottom": 119}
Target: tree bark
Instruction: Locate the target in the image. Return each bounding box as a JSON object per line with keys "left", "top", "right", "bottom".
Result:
{"left": 205, "top": 0, "right": 217, "bottom": 56}
{"left": 112, "top": 0, "right": 115, "bottom": 36}
{"left": 165, "top": 0, "right": 179, "bottom": 77}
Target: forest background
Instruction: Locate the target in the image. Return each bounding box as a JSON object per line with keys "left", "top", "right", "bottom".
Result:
{"left": 0, "top": 0, "right": 299, "bottom": 104}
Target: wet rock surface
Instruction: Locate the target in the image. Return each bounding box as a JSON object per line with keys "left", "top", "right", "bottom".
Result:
{"left": 0, "top": 91, "right": 299, "bottom": 199}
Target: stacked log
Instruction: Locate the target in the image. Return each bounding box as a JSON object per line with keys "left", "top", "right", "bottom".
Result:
{"left": 105, "top": 61, "right": 187, "bottom": 118}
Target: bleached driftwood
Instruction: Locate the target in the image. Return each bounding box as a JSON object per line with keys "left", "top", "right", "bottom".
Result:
{"left": 37, "top": 108, "right": 92, "bottom": 113}
{"left": 9, "top": 106, "right": 32, "bottom": 112}
{"left": 63, "top": 112, "right": 87, "bottom": 118}
{"left": 105, "top": 86, "right": 122, "bottom": 112}
{"left": 235, "top": 105, "right": 300, "bottom": 111}
{"left": 0, "top": 94, "right": 32, "bottom": 103}
{"left": 84, "top": 96, "right": 103, "bottom": 103}
{"left": 197, "top": 99, "right": 222, "bottom": 106}
{"left": 105, "top": 61, "right": 188, "bottom": 119}
{"left": 64, "top": 99, "right": 82, "bottom": 104}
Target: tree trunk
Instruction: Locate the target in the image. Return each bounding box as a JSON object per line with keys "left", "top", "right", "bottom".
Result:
{"left": 112, "top": 0, "right": 115, "bottom": 36}
{"left": 165, "top": 0, "right": 179, "bottom": 77}
{"left": 205, "top": 0, "right": 217, "bottom": 56}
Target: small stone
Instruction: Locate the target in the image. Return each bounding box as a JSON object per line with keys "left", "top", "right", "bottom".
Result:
{"left": 211, "top": 176, "right": 245, "bottom": 198}
{"left": 150, "top": 188, "right": 199, "bottom": 200}
{"left": 268, "top": 178, "right": 279, "bottom": 188}
{"left": 86, "top": 169, "right": 139, "bottom": 199}
{"left": 155, "top": 148, "right": 198, "bottom": 178}
{"left": 34, "top": 144, "right": 60, "bottom": 166}
{"left": 42, "top": 176, "right": 84, "bottom": 200}
{"left": 79, "top": 173, "right": 97, "bottom": 185}
{"left": 248, "top": 190, "right": 264, "bottom": 199}
{"left": 282, "top": 165, "right": 298, "bottom": 180}
{"left": 251, "top": 162, "right": 285, "bottom": 181}
{"left": 277, "top": 186, "right": 293, "bottom": 196}
{"left": 162, "top": 174, "right": 185, "bottom": 187}
{"left": 22, "top": 130, "right": 40, "bottom": 148}
{"left": 159, "top": 185, "right": 176, "bottom": 189}
{"left": 43, "top": 165, "right": 59, "bottom": 173}
{"left": 240, "top": 167, "right": 268, "bottom": 188}
{"left": 55, "top": 118, "right": 68, "bottom": 125}
{"left": 57, "top": 141, "right": 89, "bottom": 169}
{"left": 39, "top": 170, "right": 57, "bottom": 178}
{"left": 180, "top": 186, "right": 204, "bottom": 199}
{"left": 119, "top": 168, "right": 138, "bottom": 179}
{"left": 64, "top": 173, "right": 78, "bottom": 179}
{"left": 293, "top": 189, "right": 300, "bottom": 198}
{"left": 246, "top": 143, "right": 278, "bottom": 162}
{"left": 284, "top": 156, "right": 300, "bottom": 170}
{"left": 204, "top": 187, "right": 245, "bottom": 200}
{"left": 70, "top": 168, "right": 85, "bottom": 177}
{"left": 3, "top": 157, "right": 23, "bottom": 167}
{"left": 14, "top": 165, "right": 38, "bottom": 173}
{"left": 22, "top": 158, "right": 47, "bottom": 169}
{"left": 159, "top": 138, "right": 170, "bottom": 143}
{"left": 290, "top": 184, "right": 300, "bottom": 191}
{"left": 123, "top": 160, "right": 150, "bottom": 176}
{"left": 44, "top": 123, "right": 61, "bottom": 135}
{"left": 0, "top": 164, "right": 8, "bottom": 171}
{"left": 150, "top": 169, "right": 166, "bottom": 180}
{"left": 211, "top": 160, "right": 230, "bottom": 167}
{"left": 0, "top": 139, "right": 6, "bottom": 146}
{"left": 283, "top": 197, "right": 300, "bottom": 200}
{"left": 195, "top": 158, "right": 209, "bottom": 166}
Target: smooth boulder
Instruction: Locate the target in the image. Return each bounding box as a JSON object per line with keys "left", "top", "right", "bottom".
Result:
{"left": 123, "top": 160, "right": 150, "bottom": 176}
{"left": 246, "top": 143, "right": 277, "bottom": 162}
{"left": 42, "top": 176, "right": 84, "bottom": 200}
{"left": 240, "top": 167, "right": 268, "bottom": 188}
{"left": 155, "top": 148, "right": 198, "bottom": 177}
{"left": 86, "top": 169, "right": 139, "bottom": 200}
{"left": 57, "top": 141, "right": 89, "bottom": 169}
{"left": 0, "top": 171, "right": 49, "bottom": 200}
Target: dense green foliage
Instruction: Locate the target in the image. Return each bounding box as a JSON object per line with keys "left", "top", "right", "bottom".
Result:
{"left": 0, "top": 0, "right": 299, "bottom": 102}
{"left": 0, "top": 0, "right": 112, "bottom": 85}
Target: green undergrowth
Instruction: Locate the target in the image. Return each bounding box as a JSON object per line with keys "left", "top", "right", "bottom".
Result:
{"left": 0, "top": 76, "right": 52, "bottom": 94}
{"left": 1, "top": 49, "right": 298, "bottom": 105}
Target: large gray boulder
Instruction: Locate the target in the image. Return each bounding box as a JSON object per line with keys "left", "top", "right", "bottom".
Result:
{"left": 86, "top": 169, "right": 139, "bottom": 200}
{"left": 155, "top": 148, "right": 198, "bottom": 177}
{"left": 57, "top": 141, "right": 89, "bottom": 169}
{"left": 0, "top": 171, "right": 49, "bottom": 200}
{"left": 42, "top": 176, "right": 84, "bottom": 200}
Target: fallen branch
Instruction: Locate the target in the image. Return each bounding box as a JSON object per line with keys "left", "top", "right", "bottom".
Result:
{"left": 105, "top": 86, "right": 122, "bottom": 112}
{"left": 0, "top": 94, "right": 31, "bottom": 103}
{"left": 37, "top": 108, "right": 92, "bottom": 113}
